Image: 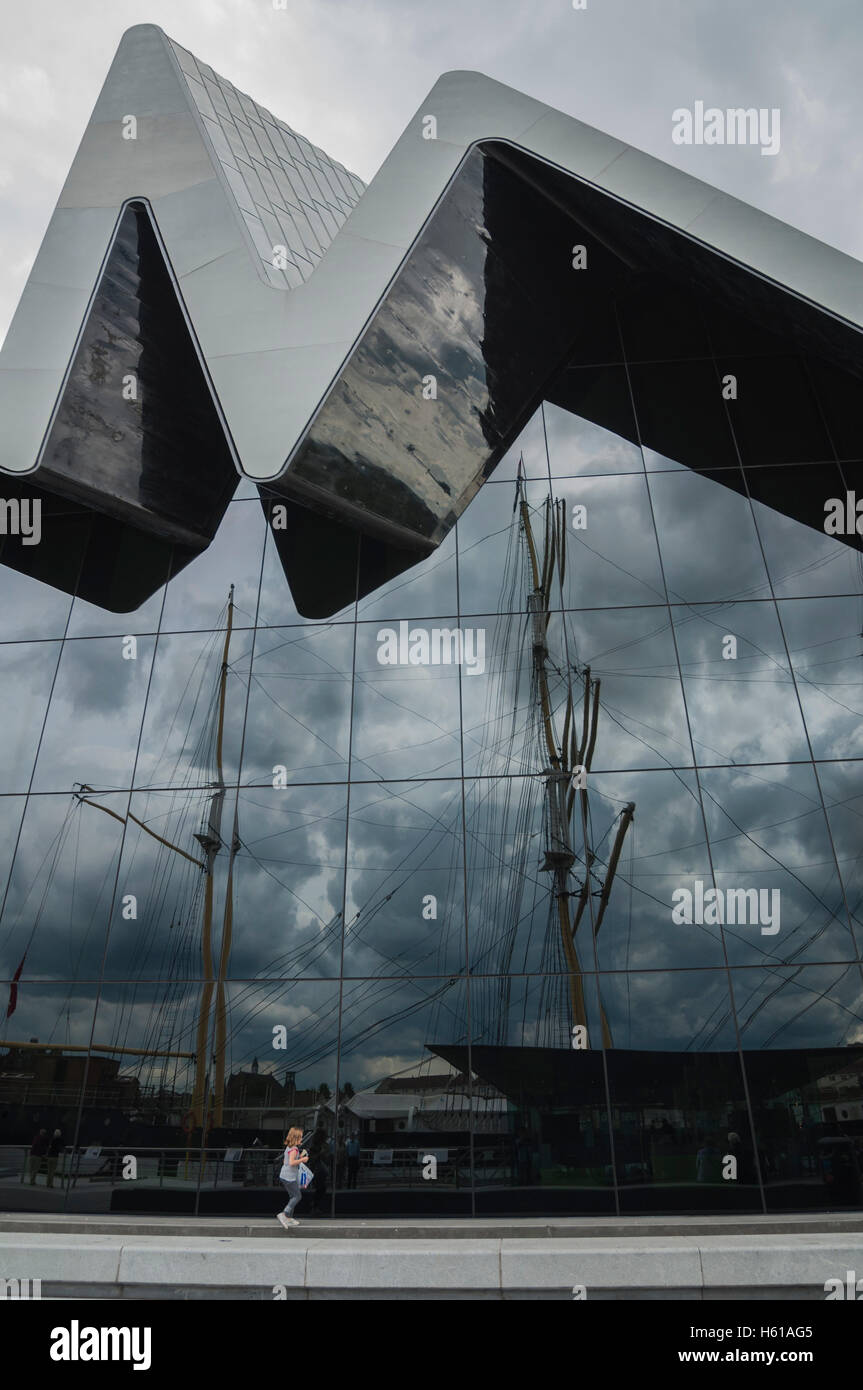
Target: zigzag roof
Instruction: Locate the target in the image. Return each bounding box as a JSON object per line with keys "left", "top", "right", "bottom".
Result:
{"left": 2, "top": 23, "right": 862, "bottom": 565}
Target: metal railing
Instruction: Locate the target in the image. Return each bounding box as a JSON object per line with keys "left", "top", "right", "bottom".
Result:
{"left": 0, "top": 1142, "right": 497, "bottom": 1190}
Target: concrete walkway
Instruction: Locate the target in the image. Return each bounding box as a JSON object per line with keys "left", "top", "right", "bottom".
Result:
{"left": 1, "top": 1213, "right": 861, "bottom": 1298}
{"left": 2, "top": 1209, "right": 863, "bottom": 1237}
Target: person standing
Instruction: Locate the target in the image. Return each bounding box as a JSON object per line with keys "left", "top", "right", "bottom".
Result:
{"left": 335, "top": 1130, "right": 347, "bottom": 1189}
{"left": 276, "top": 1127, "right": 308, "bottom": 1229}
{"left": 28, "top": 1129, "right": 48, "bottom": 1185}
{"left": 45, "top": 1130, "right": 63, "bottom": 1189}
{"left": 306, "top": 1122, "right": 330, "bottom": 1214}
{"left": 345, "top": 1133, "right": 360, "bottom": 1189}
{"left": 727, "top": 1130, "right": 754, "bottom": 1185}
{"left": 696, "top": 1135, "right": 721, "bottom": 1184}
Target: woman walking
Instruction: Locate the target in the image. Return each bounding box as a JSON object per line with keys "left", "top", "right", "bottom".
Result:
{"left": 276, "top": 1128, "right": 308, "bottom": 1229}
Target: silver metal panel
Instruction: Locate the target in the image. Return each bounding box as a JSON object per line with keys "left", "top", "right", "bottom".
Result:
{"left": 2, "top": 20, "right": 863, "bottom": 520}
{"left": 0, "top": 281, "right": 90, "bottom": 372}
{"left": 25, "top": 206, "right": 119, "bottom": 293}
{"left": 0, "top": 369, "right": 64, "bottom": 474}
{"left": 340, "top": 136, "right": 463, "bottom": 250}
{"left": 0, "top": 22, "right": 363, "bottom": 478}
{"left": 413, "top": 67, "right": 548, "bottom": 146}
{"left": 163, "top": 32, "right": 363, "bottom": 291}
{"left": 150, "top": 178, "right": 249, "bottom": 279}
{"left": 594, "top": 145, "right": 721, "bottom": 229}
{"left": 261, "top": 65, "right": 863, "bottom": 487}
{"left": 177, "top": 249, "right": 287, "bottom": 357}
{"left": 514, "top": 109, "right": 626, "bottom": 181}
{"left": 89, "top": 23, "right": 190, "bottom": 122}
{"left": 205, "top": 346, "right": 334, "bottom": 480}
{"left": 684, "top": 193, "right": 863, "bottom": 313}
{"left": 56, "top": 113, "right": 215, "bottom": 209}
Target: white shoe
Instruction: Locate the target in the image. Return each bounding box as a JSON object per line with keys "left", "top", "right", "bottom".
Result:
{"left": 277, "top": 1212, "right": 290, "bottom": 1229}
{"left": 288, "top": 1217, "right": 300, "bottom": 1226}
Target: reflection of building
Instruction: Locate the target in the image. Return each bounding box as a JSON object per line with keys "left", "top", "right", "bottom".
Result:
{"left": 338, "top": 1073, "right": 509, "bottom": 1138}
{"left": 1, "top": 25, "right": 863, "bottom": 1218}
{"left": 0, "top": 1046, "right": 139, "bottom": 1109}
{"left": 0, "top": 1047, "right": 140, "bottom": 1142}
{"left": 817, "top": 1065, "right": 863, "bottom": 1124}
{"left": 223, "top": 1069, "right": 289, "bottom": 1130}
{"left": 222, "top": 1068, "right": 324, "bottom": 1132}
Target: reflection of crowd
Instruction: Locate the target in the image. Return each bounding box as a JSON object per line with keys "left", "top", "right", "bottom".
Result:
{"left": 305, "top": 1122, "right": 329, "bottom": 1212}
{"left": 299, "top": 1124, "right": 364, "bottom": 1198}
{"left": 28, "top": 1128, "right": 63, "bottom": 1187}
{"left": 240, "top": 1124, "right": 364, "bottom": 1197}
{"left": 508, "top": 1116, "right": 775, "bottom": 1190}
{"left": 695, "top": 1130, "right": 770, "bottom": 1185}
{"left": 346, "top": 1134, "right": 360, "bottom": 1188}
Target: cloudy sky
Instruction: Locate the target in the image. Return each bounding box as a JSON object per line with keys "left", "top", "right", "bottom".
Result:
{"left": 1, "top": 0, "right": 862, "bottom": 342}
{"left": 2, "top": 0, "right": 863, "bottom": 1134}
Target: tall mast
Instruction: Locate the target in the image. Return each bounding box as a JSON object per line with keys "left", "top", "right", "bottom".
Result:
{"left": 212, "top": 793, "right": 240, "bottom": 1125}
{"left": 518, "top": 474, "right": 632, "bottom": 1047}
{"left": 6, "top": 592, "right": 239, "bottom": 1128}
{"left": 191, "top": 584, "right": 234, "bottom": 1128}
{"left": 519, "top": 489, "right": 587, "bottom": 1033}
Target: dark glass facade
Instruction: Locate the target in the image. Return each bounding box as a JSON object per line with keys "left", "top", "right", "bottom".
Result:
{"left": 2, "top": 170, "right": 863, "bottom": 1219}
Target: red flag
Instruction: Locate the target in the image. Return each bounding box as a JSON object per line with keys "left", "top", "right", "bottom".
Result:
{"left": 6, "top": 958, "right": 25, "bottom": 1019}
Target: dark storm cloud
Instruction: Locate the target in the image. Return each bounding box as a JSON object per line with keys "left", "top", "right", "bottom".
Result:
{"left": 2, "top": 0, "right": 863, "bottom": 1093}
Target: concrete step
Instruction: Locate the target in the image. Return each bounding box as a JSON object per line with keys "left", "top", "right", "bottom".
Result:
{"left": 2, "top": 1210, "right": 863, "bottom": 1239}
{"left": 2, "top": 1230, "right": 863, "bottom": 1300}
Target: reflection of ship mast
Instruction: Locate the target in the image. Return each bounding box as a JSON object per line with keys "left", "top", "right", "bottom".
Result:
{"left": 61, "top": 586, "right": 238, "bottom": 1128}
{"left": 192, "top": 583, "right": 240, "bottom": 1128}
{"left": 516, "top": 461, "right": 634, "bottom": 1047}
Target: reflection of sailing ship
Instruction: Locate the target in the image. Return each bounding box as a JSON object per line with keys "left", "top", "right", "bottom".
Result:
{"left": 1, "top": 587, "right": 244, "bottom": 1142}
{"left": 513, "top": 458, "right": 634, "bottom": 1047}
{"left": 0, "top": 463, "right": 637, "bottom": 1146}
{"left": 0, "top": 459, "right": 636, "bottom": 1157}
{"left": 1, "top": 465, "right": 858, "bottom": 1199}
{"left": 431, "top": 462, "right": 863, "bottom": 1196}
{"left": 73, "top": 584, "right": 241, "bottom": 1132}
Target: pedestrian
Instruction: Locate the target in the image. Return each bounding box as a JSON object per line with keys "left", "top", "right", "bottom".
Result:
{"left": 345, "top": 1132, "right": 360, "bottom": 1189}
{"left": 28, "top": 1129, "right": 48, "bottom": 1185}
{"left": 727, "top": 1130, "right": 754, "bottom": 1184}
{"left": 276, "top": 1127, "right": 308, "bottom": 1230}
{"left": 515, "top": 1128, "right": 531, "bottom": 1186}
{"left": 250, "top": 1135, "right": 266, "bottom": 1185}
{"left": 696, "top": 1135, "right": 721, "bottom": 1183}
{"left": 45, "top": 1130, "right": 63, "bottom": 1189}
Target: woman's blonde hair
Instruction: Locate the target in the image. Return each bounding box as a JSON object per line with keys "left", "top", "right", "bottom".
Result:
{"left": 285, "top": 1127, "right": 303, "bottom": 1147}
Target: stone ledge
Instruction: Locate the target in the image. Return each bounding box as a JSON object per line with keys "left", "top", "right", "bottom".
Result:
{"left": 500, "top": 1239, "right": 703, "bottom": 1288}
{"left": 4, "top": 1212, "right": 863, "bottom": 1240}
{"left": 2, "top": 1233, "right": 862, "bottom": 1295}
{"left": 305, "top": 1239, "right": 501, "bottom": 1289}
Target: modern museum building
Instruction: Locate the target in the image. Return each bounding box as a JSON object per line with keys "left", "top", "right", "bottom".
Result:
{"left": 0, "top": 25, "right": 862, "bottom": 1217}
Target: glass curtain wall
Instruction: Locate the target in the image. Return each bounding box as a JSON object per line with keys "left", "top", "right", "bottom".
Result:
{"left": 1, "top": 257, "right": 862, "bottom": 1220}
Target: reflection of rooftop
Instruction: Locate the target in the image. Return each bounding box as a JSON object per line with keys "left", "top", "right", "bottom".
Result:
{"left": 0, "top": 1046, "right": 141, "bottom": 1108}
{"left": 330, "top": 1082, "right": 509, "bottom": 1122}
{"left": 374, "top": 1072, "right": 460, "bottom": 1094}
{"left": 429, "top": 1044, "right": 863, "bottom": 1109}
